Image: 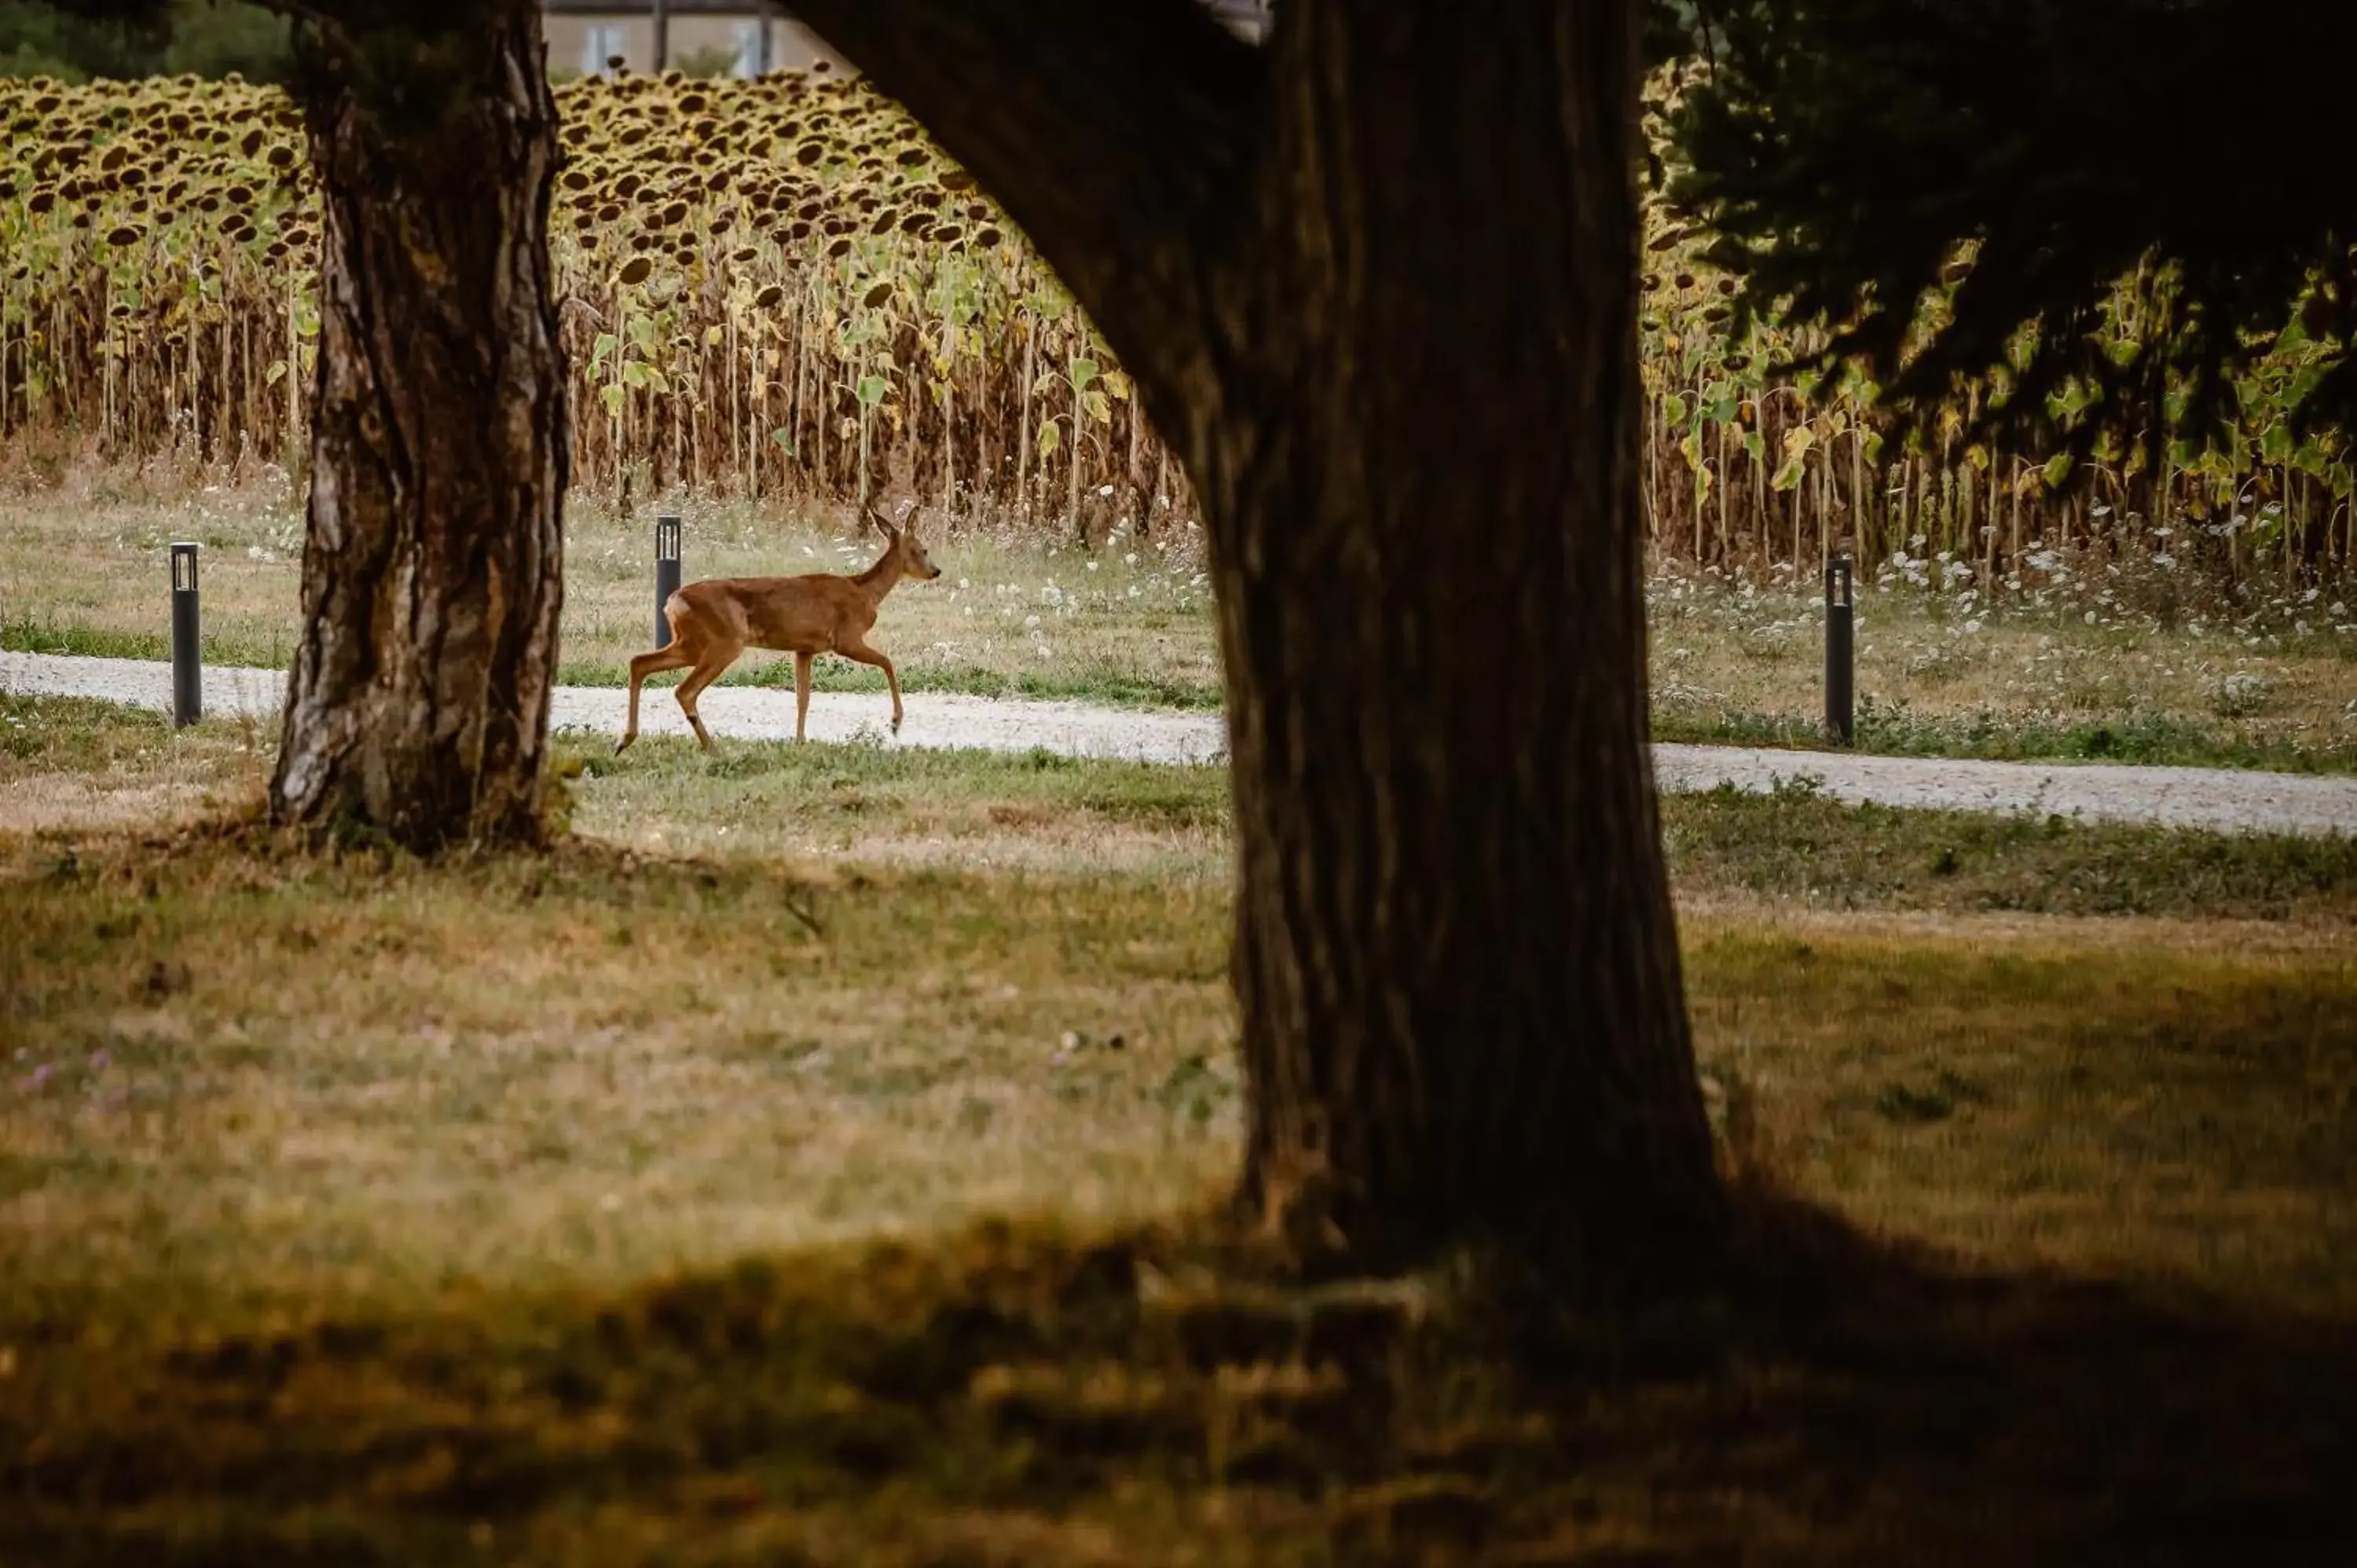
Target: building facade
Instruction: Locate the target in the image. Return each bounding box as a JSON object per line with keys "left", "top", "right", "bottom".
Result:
{"left": 543, "top": 2, "right": 1270, "bottom": 81}
{"left": 544, "top": 2, "right": 847, "bottom": 80}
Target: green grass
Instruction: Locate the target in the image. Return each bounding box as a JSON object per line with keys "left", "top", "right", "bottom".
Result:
{"left": 1, "top": 616, "right": 182, "bottom": 665}
{"left": 9, "top": 693, "right": 2355, "bottom": 922}
{"left": 1657, "top": 699, "right": 2357, "bottom": 775}
{"left": 1661, "top": 777, "right": 2357, "bottom": 920}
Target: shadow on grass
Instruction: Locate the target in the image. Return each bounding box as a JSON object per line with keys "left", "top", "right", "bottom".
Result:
{"left": 4, "top": 1192, "right": 2351, "bottom": 1566}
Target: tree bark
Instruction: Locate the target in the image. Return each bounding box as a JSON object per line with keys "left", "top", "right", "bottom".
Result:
{"left": 794, "top": 0, "right": 1725, "bottom": 1287}
{"left": 269, "top": 0, "right": 568, "bottom": 852}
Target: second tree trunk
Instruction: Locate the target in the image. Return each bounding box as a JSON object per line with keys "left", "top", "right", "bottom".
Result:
{"left": 271, "top": 1, "right": 570, "bottom": 852}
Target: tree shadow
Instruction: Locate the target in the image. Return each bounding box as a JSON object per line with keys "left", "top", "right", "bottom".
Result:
{"left": 1537, "top": 1186, "right": 2357, "bottom": 1564}
{"left": 5, "top": 1196, "right": 2352, "bottom": 1565}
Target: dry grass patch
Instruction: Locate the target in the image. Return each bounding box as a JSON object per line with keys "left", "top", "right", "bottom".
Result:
{"left": 4, "top": 696, "right": 2356, "bottom": 1562}
{"left": 0, "top": 694, "right": 268, "bottom": 836}
{"left": 0, "top": 832, "right": 1237, "bottom": 1324}
{"left": 4, "top": 815, "right": 2352, "bottom": 1329}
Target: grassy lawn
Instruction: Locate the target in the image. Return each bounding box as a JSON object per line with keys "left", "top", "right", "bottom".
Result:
{"left": 5, "top": 475, "right": 2355, "bottom": 769}
{"left": 2, "top": 694, "right": 2355, "bottom": 1561}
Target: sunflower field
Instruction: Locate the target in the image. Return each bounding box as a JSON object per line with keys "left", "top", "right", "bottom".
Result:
{"left": 2, "top": 65, "right": 2348, "bottom": 585}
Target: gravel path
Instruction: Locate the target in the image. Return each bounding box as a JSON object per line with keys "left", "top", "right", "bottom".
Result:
{"left": 9, "top": 650, "right": 2354, "bottom": 838}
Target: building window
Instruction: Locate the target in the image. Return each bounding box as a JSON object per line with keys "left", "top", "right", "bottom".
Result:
{"left": 731, "top": 20, "right": 768, "bottom": 79}
{"left": 585, "top": 24, "right": 628, "bottom": 78}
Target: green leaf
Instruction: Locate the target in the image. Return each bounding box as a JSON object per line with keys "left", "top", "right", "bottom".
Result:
{"left": 592, "top": 332, "right": 618, "bottom": 370}
{"left": 856, "top": 373, "right": 890, "bottom": 408}
{"left": 2042, "top": 453, "right": 2073, "bottom": 489}
{"left": 1069, "top": 357, "right": 1100, "bottom": 392}
{"left": 1770, "top": 456, "right": 1806, "bottom": 493}
{"left": 1661, "top": 393, "right": 1689, "bottom": 427}
{"left": 599, "top": 383, "right": 627, "bottom": 416}
{"left": 1742, "top": 430, "right": 1765, "bottom": 461}
{"left": 2188, "top": 447, "right": 2235, "bottom": 482}
{"left": 1082, "top": 389, "right": 1111, "bottom": 424}
{"left": 2260, "top": 423, "right": 2293, "bottom": 464}
{"left": 1038, "top": 420, "right": 1062, "bottom": 458}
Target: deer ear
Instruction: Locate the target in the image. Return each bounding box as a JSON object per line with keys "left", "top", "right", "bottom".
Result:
{"left": 868, "top": 504, "right": 900, "bottom": 539}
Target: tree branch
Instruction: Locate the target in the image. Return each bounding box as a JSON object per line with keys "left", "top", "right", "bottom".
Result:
{"left": 1672, "top": 0, "right": 2357, "bottom": 456}
{"left": 786, "top": 0, "right": 1267, "bottom": 394}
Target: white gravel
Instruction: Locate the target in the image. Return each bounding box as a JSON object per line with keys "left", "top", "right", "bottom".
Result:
{"left": 8, "top": 650, "right": 2354, "bottom": 838}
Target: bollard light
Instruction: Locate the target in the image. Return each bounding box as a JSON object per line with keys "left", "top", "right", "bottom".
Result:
{"left": 654, "top": 514, "right": 684, "bottom": 648}
{"left": 170, "top": 541, "right": 201, "bottom": 728}
{"left": 1824, "top": 554, "right": 1855, "bottom": 746}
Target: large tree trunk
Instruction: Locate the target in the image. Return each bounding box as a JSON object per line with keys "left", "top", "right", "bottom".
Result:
{"left": 1209, "top": 5, "right": 1722, "bottom": 1279}
{"left": 269, "top": 0, "right": 568, "bottom": 852}
{"left": 790, "top": 0, "right": 1725, "bottom": 1288}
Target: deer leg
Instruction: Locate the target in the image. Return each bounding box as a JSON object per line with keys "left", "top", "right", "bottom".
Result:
{"left": 674, "top": 647, "right": 739, "bottom": 753}
{"left": 618, "top": 644, "right": 695, "bottom": 754}
{"left": 837, "top": 638, "right": 904, "bottom": 734}
{"left": 794, "top": 651, "right": 814, "bottom": 743}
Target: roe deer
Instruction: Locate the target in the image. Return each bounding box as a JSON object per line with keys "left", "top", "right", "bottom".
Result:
{"left": 616, "top": 504, "right": 943, "bottom": 753}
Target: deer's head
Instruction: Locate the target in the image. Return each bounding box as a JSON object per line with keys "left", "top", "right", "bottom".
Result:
{"left": 873, "top": 504, "right": 943, "bottom": 581}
